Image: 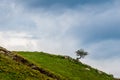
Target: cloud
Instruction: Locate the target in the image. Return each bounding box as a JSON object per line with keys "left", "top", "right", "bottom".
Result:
{"left": 0, "top": 31, "right": 78, "bottom": 56}
{"left": 82, "top": 58, "right": 120, "bottom": 78}
{"left": 84, "top": 40, "right": 120, "bottom": 59}
{"left": 0, "top": 31, "right": 36, "bottom": 50}
{"left": 0, "top": 0, "right": 80, "bottom": 55}
{"left": 80, "top": 39, "right": 120, "bottom": 78}
{"left": 0, "top": 0, "right": 35, "bottom": 32}
{"left": 69, "top": 3, "right": 120, "bottom": 44}
{"left": 0, "top": 0, "right": 120, "bottom": 77}
{"left": 17, "top": 0, "right": 112, "bottom": 9}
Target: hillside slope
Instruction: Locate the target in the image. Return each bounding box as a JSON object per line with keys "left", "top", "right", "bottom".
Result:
{"left": 0, "top": 47, "right": 54, "bottom": 80}
{"left": 16, "top": 51, "right": 114, "bottom": 80}
{"left": 0, "top": 54, "right": 54, "bottom": 80}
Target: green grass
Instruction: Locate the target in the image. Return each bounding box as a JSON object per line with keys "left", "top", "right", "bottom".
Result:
{"left": 0, "top": 53, "right": 53, "bottom": 80}
{"left": 16, "top": 51, "right": 114, "bottom": 80}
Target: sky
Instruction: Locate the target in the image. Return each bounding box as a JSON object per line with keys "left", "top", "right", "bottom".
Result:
{"left": 0, "top": 0, "right": 120, "bottom": 78}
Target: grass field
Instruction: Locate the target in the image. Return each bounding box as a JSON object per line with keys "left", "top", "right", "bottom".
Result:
{"left": 17, "top": 51, "right": 114, "bottom": 80}
{"left": 0, "top": 53, "right": 53, "bottom": 80}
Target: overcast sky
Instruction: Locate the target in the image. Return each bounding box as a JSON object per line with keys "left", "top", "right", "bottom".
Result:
{"left": 0, "top": 0, "right": 120, "bottom": 78}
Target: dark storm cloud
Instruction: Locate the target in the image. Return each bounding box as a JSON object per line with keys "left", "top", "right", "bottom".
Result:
{"left": 17, "top": 0, "right": 113, "bottom": 9}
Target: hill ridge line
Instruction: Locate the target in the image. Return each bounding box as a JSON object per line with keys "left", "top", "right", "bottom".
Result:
{"left": 0, "top": 46, "right": 62, "bottom": 80}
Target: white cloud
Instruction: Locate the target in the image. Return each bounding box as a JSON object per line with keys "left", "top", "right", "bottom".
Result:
{"left": 0, "top": 31, "right": 78, "bottom": 56}
{"left": 0, "top": 31, "right": 36, "bottom": 50}
{"left": 0, "top": 0, "right": 80, "bottom": 56}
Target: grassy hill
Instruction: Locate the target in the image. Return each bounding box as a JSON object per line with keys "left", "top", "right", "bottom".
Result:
{"left": 16, "top": 51, "right": 114, "bottom": 80}
{"left": 0, "top": 46, "right": 115, "bottom": 80}
{"left": 0, "top": 53, "right": 53, "bottom": 80}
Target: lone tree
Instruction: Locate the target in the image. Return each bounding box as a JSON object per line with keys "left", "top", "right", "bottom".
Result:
{"left": 75, "top": 49, "right": 88, "bottom": 61}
